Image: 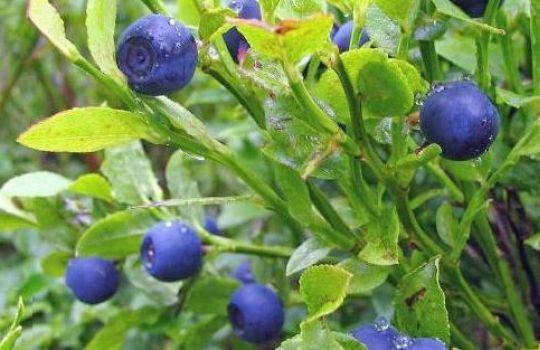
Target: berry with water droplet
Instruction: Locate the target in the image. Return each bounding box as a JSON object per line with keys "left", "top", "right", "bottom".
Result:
{"left": 116, "top": 14, "right": 197, "bottom": 95}
{"left": 420, "top": 81, "right": 500, "bottom": 161}
{"left": 408, "top": 338, "right": 447, "bottom": 350}
{"left": 352, "top": 318, "right": 399, "bottom": 350}
{"left": 395, "top": 335, "right": 412, "bottom": 349}
{"left": 228, "top": 283, "right": 284, "bottom": 343}
{"left": 140, "top": 221, "right": 202, "bottom": 281}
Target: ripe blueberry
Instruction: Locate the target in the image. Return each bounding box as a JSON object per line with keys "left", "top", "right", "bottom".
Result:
{"left": 223, "top": 0, "right": 261, "bottom": 63}
{"left": 140, "top": 221, "right": 202, "bottom": 282}
{"left": 65, "top": 257, "right": 119, "bottom": 304}
{"left": 204, "top": 216, "right": 221, "bottom": 235}
{"left": 228, "top": 283, "right": 284, "bottom": 343}
{"left": 419, "top": 81, "right": 500, "bottom": 161}
{"left": 408, "top": 338, "right": 447, "bottom": 350}
{"left": 332, "top": 21, "right": 369, "bottom": 53}
{"left": 450, "top": 0, "right": 489, "bottom": 17}
{"left": 352, "top": 317, "right": 399, "bottom": 350}
{"left": 116, "top": 14, "right": 197, "bottom": 95}
{"left": 233, "top": 260, "right": 256, "bottom": 284}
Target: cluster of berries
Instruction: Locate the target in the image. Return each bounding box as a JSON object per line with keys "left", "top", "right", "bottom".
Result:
{"left": 65, "top": 219, "right": 284, "bottom": 344}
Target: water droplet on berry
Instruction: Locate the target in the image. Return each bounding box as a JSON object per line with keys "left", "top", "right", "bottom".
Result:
{"left": 230, "top": 0, "right": 242, "bottom": 11}
{"left": 374, "top": 317, "right": 389, "bottom": 331}
{"left": 415, "top": 94, "right": 426, "bottom": 106}
{"left": 165, "top": 221, "right": 173, "bottom": 227}
{"left": 431, "top": 83, "right": 445, "bottom": 93}
{"left": 168, "top": 18, "right": 176, "bottom": 26}
{"left": 395, "top": 335, "right": 412, "bottom": 349}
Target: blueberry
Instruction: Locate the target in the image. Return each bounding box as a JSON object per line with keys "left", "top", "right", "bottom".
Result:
{"left": 140, "top": 221, "right": 202, "bottom": 282}
{"left": 204, "top": 216, "right": 221, "bottom": 235}
{"left": 332, "top": 21, "right": 369, "bottom": 53}
{"left": 223, "top": 0, "right": 261, "bottom": 62}
{"left": 65, "top": 257, "right": 119, "bottom": 304}
{"left": 116, "top": 14, "right": 198, "bottom": 95}
{"left": 419, "top": 81, "right": 500, "bottom": 161}
{"left": 450, "top": 0, "right": 489, "bottom": 17}
{"left": 228, "top": 283, "right": 284, "bottom": 343}
{"left": 408, "top": 338, "right": 447, "bottom": 350}
{"left": 233, "top": 260, "right": 256, "bottom": 284}
{"left": 352, "top": 321, "right": 400, "bottom": 350}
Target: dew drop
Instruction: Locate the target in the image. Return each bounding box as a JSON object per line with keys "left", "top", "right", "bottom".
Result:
{"left": 395, "top": 335, "right": 412, "bottom": 349}
{"left": 165, "top": 221, "right": 173, "bottom": 227}
{"left": 415, "top": 94, "right": 426, "bottom": 106}
{"left": 208, "top": 46, "right": 219, "bottom": 59}
{"left": 168, "top": 18, "right": 176, "bottom": 26}
{"left": 431, "top": 82, "right": 445, "bottom": 93}
{"left": 374, "top": 317, "right": 389, "bottom": 331}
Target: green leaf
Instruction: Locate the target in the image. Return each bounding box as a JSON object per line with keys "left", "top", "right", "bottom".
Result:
{"left": 199, "top": 8, "right": 235, "bottom": 41}
{"left": 86, "top": 0, "right": 123, "bottom": 80}
{"left": 396, "top": 144, "right": 442, "bottom": 170}
{"left": 177, "top": 0, "right": 201, "bottom": 27}
{"left": 435, "top": 203, "right": 457, "bottom": 247}
{"left": 358, "top": 206, "right": 399, "bottom": 265}
{"left": 333, "top": 332, "right": 367, "bottom": 350}
{"left": 357, "top": 55, "right": 414, "bottom": 117}
{"left": 392, "top": 59, "right": 429, "bottom": 95}
{"left": 0, "top": 171, "right": 72, "bottom": 198}
{"left": 235, "top": 14, "right": 334, "bottom": 63}
{"left": 185, "top": 276, "right": 240, "bottom": 315}
{"left": 286, "top": 238, "right": 332, "bottom": 276}
{"left": 514, "top": 123, "right": 540, "bottom": 157}
{"left": 0, "top": 195, "right": 36, "bottom": 224}
{"left": 166, "top": 150, "right": 204, "bottom": 223}
{"left": 85, "top": 306, "right": 161, "bottom": 350}
{"left": 76, "top": 209, "right": 157, "bottom": 259}
{"left": 217, "top": 202, "right": 271, "bottom": 228}
{"left": 124, "top": 257, "right": 181, "bottom": 305}
{"left": 496, "top": 88, "right": 540, "bottom": 108}
{"left": 395, "top": 257, "right": 450, "bottom": 344}
{"left": 27, "top": 0, "right": 81, "bottom": 60}
{"left": 431, "top": 0, "right": 505, "bottom": 34}
{"left": 0, "top": 298, "right": 24, "bottom": 350}
{"left": 278, "top": 335, "right": 302, "bottom": 350}
{"left": 374, "top": 0, "right": 412, "bottom": 24}
{"left": 18, "top": 107, "right": 158, "bottom": 153}
{"left": 300, "top": 321, "right": 345, "bottom": 350}
{"left": 441, "top": 159, "right": 483, "bottom": 182}
{"left": 525, "top": 233, "right": 540, "bottom": 250}
{"left": 339, "top": 258, "right": 391, "bottom": 295}
{"left": 299, "top": 265, "right": 351, "bottom": 321}
{"left": 276, "top": 0, "right": 326, "bottom": 19}
{"left": 41, "top": 251, "right": 71, "bottom": 277}
{"left": 273, "top": 162, "right": 313, "bottom": 223}
{"left": 259, "top": 0, "right": 282, "bottom": 18}
{"left": 101, "top": 141, "right": 163, "bottom": 205}
{"left": 68, "top": 174, "right": 113, "bottom": 202}
{"left": 365, "top": 4, "right": 401, "bottom": 55}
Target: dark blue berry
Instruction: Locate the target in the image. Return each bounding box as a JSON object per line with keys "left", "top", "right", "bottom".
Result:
{"left": 332, "top": 21, "right": 369, "bottom": 53}
{"left": 420, "top": 81, "right": 500, "bottom": 161}
{"left": 65, "top": 257, "right": 119, "bottom": 304}
{"left": 234, "top": 260, "right": 256, "bottom": 284}
{"left": 408, "top": 338, "right": 447, "bottom": 350}
{"left": 352, "top": 323, "right": 399, "bottom": 350}
{"left": 140, "top": 221, "right": 202, "bottom": 282}
{"left": 204, "top": 216, "right": 221, "bottom": 235}
{"left": 223, "top": 0, "right": 261, "bottom": 62}
{"left": 450, "top": 0, "right": 489, "bottom": 17}
{"left": 228, "top": 283, "right": 284, "bottom": 343}
{"left": 116, "top": 14, "right": 198, "bottom": 95}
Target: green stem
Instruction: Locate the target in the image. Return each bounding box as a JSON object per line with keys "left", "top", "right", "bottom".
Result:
{"left": 206, "top": 67, "right": 266, "bottom": 129}
{"left": 497, "top": 13, "right": 524, "bottom": 94}
{"left": 140, "top": 0, "right": 170, "bottom": 15}
{"left": 476, "top": 0, "right": 502, "bottom": 92}
{"left": 306, "top": 179, "right": 364, "bottom": 247}
{"left": 418, "top": 41, "right": 442, "bottom": 83}
{"left": 425, "top": 163, "right": 464, "bottom": 202}
{"left": 450, "top": 322, "right": 476, "bottom": 350}
{"left": 198, "top": 225, "right": 293, "bottom": 258}
{"left": 349, "top": 23, "right": 362, "bottom": 50}
{"left": 531, "top": 0, "right": 540, "bottom": 95}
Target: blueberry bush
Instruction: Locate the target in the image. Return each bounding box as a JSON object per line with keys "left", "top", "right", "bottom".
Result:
{"left": 0, "top": 0, "right": 540, "bottom": 349}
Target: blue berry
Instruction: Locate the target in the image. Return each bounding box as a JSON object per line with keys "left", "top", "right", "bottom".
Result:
{"left": 420, "top": 81, "right": 500, "bottom": 161}
{"left": 408, "top": 338, "right": 447, "bottom": 350}
{"left": 450, "top": 0, "right": 489, "bottom": 17}
{"left": 140, "top": 221, "right": 202, "bottom": 282}
{"left": 352, "top": 320, "right": 399, "bottom": 350}
{"left": 204, "top": 216, "right": 221, "bottom": 235}
{"left": 228, "top": 283, "right": 284, "bottom": 343}
{"left": 116, "top": 14, "right": 198, "bottom": 95}
{"left": 65, "top": 257, "right": 119, "bottom": 304}
{"left": 332, "top": 21, "right": 369, "bottom": 53}
{"left": 234, "top": 260, "right": 256, "bottom": 284}
{"left": 223, "top": 0, "right": 261, "bottom": 62}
